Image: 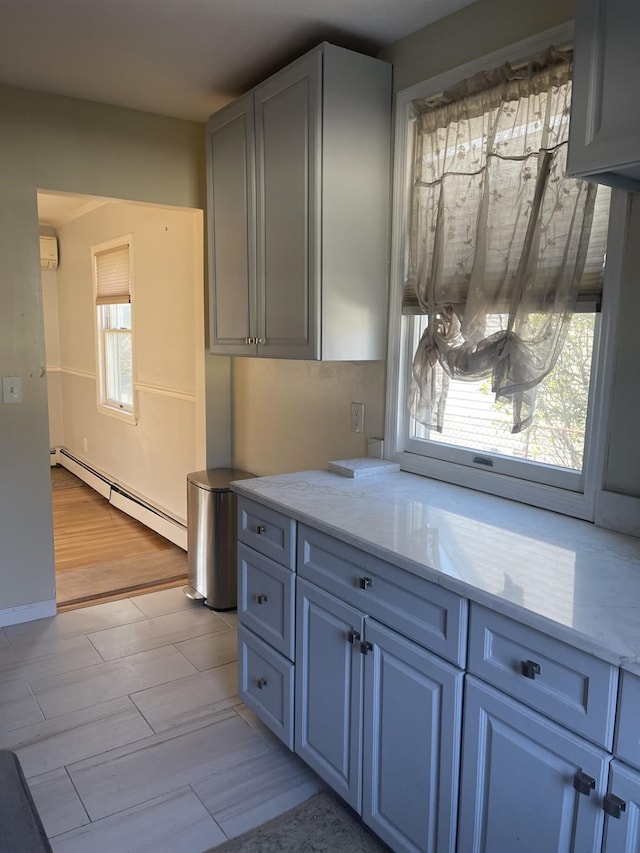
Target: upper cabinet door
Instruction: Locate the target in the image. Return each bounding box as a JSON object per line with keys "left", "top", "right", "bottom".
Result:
{"left": 567, "top": 0, "right": 640, "bottom": 190}
{"left": 254, "top": 52, "right": 321, "bottom": 359}
{"left": 206, "top": 94, "right": 258, "bottom": 355}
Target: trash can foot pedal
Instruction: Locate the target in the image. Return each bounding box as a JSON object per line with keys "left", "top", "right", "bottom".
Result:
{"left": 183, "top": 585, "right": 205, "bottom": 602}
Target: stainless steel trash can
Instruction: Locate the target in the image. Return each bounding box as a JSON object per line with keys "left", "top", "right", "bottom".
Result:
{"left": 184, "top": 468, "right": 254, "bottom": 610}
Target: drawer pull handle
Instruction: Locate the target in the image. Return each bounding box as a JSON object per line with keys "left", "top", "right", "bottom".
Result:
{"left": 347, "top": 629, "right": 361, "bottom": 644}
{"left": 521, "top": 659, "right": 541, "bottom": 679}
{"left": 256, "top": 524, "right": 266, "bottom": 535}
{"left": 358, "top": 577, "right": 372, "bottom": 590}
{"left": 360, "top": 641, "right": 373, "bottom": 656}
{"left": 574, "top": 770, "right": 596, "bottom": 796}
{"left": 256, "top": 677, "right": 268, "bottom": 689}
{"left": 255, "top": 593, "right": 268, "bottom": 604}
{"left": 603, "top": 793, "right": 627, "bottom": 819}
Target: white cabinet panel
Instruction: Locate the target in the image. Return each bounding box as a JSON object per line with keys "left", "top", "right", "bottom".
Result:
{"left": 468, "top": 604, "right": 618, "bottom": 748}
{"left": 568, "top": 0, "right": 640, "bottom": 190}
{"left": 206, "top": 43, "right": 391, "bottom": 360}
{"left": 459, "top": 676, "right": 609, "bottom": 853}
{"left": 615, "top": 670, "right": 640, "bottom": 771}
{"left": 362, "top": 620, "right": 462, "bottom": 853}
{"left": 603, "top": 760, "right": 640, "bottom": 851}
{"left": 255, "top": 52, "right": 319, "bottom": 359}
{"left": 294, "top": 578, "right": 364, "bottom": 811}
{"left": 206, "top": 94, "right": 256, "bottom": 355}
{"left": 238, "top": 624, "right": 294, "bottom": 749}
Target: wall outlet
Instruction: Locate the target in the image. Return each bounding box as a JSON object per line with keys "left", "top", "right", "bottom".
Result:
{"left": 2, "top": 376, "right": 22, "bottom": 403}
{"left": 350, "top": 402, "right": 365, "bottom": 434}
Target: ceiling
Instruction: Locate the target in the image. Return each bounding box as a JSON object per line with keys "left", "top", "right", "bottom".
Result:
{"left": 0, "top": 0, "right": 475, "bottom": 122}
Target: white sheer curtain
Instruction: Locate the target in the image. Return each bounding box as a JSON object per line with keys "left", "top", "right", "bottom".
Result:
{"left": 406, "top": 50, "right": 609, "bottom": 434}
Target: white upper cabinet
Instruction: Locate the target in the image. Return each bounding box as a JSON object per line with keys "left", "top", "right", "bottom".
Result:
{"left": 206, "top": 43, "right": 392, "bottom": 359}
{"left": 567, "top": 0, "right": 640, "bottom": 190}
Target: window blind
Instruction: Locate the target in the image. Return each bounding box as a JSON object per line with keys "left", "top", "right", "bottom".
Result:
{"left": 95, "top": 244, "right": 130, "bottom": 305}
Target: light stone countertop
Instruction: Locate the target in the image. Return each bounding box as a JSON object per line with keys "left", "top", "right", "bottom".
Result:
{"left": 232, "top": 469, "right": 640, "bottom": 675}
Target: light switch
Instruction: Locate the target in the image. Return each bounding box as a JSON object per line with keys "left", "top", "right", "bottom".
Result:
{"left": 2, "top": 376, "right": 22, "bottom": 403}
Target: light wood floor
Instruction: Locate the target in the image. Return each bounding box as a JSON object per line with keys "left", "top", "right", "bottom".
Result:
{"left": 52, "top": 467, "right": 187, "bottom": 610}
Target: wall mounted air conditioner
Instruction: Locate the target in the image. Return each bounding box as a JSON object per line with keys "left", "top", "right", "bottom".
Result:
{"left": 40, "top": 235, "right": 58, "bottom": 270}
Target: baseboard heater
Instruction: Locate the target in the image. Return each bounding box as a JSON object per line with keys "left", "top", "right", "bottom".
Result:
{"left": 56, "top": 448, "right": 187, "bottom": 550}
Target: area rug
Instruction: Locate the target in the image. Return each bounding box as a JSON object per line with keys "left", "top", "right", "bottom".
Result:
{"left": 208, "top": 792, "right": 389, "bottom": 852}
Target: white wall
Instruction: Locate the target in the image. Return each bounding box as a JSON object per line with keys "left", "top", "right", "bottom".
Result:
{"left": 50, "top": 201, "right": 206, "bottom": 521}
{"left": 41, "top": 267, "right": 64, "bottom": 449}
{"left": 0, "top": 83, "right": 218, "bottom": 622}
{"left": 233, "top": 359, "right": 386, "bottom": 476}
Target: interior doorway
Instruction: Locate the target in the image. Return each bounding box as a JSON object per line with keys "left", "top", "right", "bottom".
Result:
{"left": 38, "top": 190, "right": 206, "bottom": 609}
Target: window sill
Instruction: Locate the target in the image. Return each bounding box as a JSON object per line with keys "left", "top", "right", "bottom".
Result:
{"left": 97, "top": 403, "right": 138, "bottom": 425}
{"left": 393, "top": 450, "right": 595, "bottom": 522}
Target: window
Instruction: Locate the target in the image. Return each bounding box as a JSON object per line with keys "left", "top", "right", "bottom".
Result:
{"left": 93, "top": 237, "right": 135, "bottom": 421}
{"left": 386, "top": 29, "right": 621, "bottom": 519}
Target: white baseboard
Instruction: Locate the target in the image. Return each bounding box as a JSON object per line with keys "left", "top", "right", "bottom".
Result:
{"left": 0, "top": 599, "right": 57, "bottom": 628}
{"left": 110, "top": 489, "right": 187, "bottom": 550}
{"left": 58, "top": 450, "right": 111, "bottom": 499}
{"left": 57, "top": 448, "right": 187, "bottom": 550}
{"left": 595, "top": 490, "right": 640, "bottom": 538}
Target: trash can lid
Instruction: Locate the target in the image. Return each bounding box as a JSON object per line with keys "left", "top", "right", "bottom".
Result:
{"left": 187, "top": 468, "right": 255, "bottom": 492}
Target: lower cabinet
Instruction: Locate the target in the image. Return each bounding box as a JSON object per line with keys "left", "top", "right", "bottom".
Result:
{"left": 295, "top": 577, "right": 463, "bottom": 853}
{"left": 602, "top": 760, "right": 640, "bottom": 851}
{"left": 459, "top": 676, "right": 610, "bottom": 853}
{"left": 236, "top": 498, "right": 635, "bottom": 853}
{"left": 238, "top": 624, "right": 294, "bottom": 748}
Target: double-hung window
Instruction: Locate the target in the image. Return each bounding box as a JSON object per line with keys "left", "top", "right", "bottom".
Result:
{"left": 386, "top": 31, "right": 619, "bottom": 519}
{"left": 93, "top": 237, "right": 135, "bottom": 421}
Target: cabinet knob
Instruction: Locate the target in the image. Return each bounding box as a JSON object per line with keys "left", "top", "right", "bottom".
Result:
{"left": 256, "top": 677, "right": 268, "bottom": 690}
{"left": 256, "top": 524, "right": 266, "bottom": 535}
{"left": 347, "top": 629, "right": 361, "bottom": 644}
{"left": 255, "top": 593, "right": 268, "bottom": 604}
{"left": 358, "top": 576, "right": 372, "bottom": 590}
{"left": 603, "top": 793, "right": 627, "bottom": 819}
{"left": 520, "top": 659, "right": 541, "bottom": 679}
{"left": 257, "top": 338, "right": 264, "bottom": 345}
{"left": 573, "top": 770, "right": 596, "bottom": 796}
{"left": 360, "top": 641, "right": 373, "bottom": 656}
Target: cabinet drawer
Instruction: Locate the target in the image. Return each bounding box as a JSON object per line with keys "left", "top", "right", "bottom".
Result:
{"left": 238, "top": 544, "right": 295, "bottom": 660}
{"left": 468, "top": 604, "right": 618, "bottom": 748}
{"left": 238, "top": 624, "right": 294, "bottom": 750}
{"left": 615, "top": 671, "right": 640, "bottom": 770}
{"left": 238, "top": 497, "right": 296, "bottom": 569}
{"left": 298, "top": 524, "right": 467, "bottom": 667}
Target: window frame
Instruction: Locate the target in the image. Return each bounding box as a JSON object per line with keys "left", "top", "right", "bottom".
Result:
{"left": 92, "top": 235, "right": 137, "bottom": 424}
{"left": 384, "top": 22, "right": 626, "bottom": 521}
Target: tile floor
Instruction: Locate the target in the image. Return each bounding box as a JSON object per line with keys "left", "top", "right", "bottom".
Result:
{"left": 0, "top": 588, "right": 322, "bottom": 852}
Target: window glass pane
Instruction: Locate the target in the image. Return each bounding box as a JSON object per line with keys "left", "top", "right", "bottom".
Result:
{"left": 104, "top": 330, "right": 133, "bottom": 408}
{"left": 409, "top": 312, "right": 595, "bottom": 472}
{"left": 101, "top": 303, "right": 131, "bottom": 330}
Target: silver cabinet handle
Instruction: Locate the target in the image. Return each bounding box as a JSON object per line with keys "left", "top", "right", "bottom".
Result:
{"left": 256, "top": 677, "right": 268, "bottom": 689}
{"left": 255, "top": 593, "right": 268, "bottom": 604}
{"left": 574, "top": 770, "right": 596, "bottom": 796}
{"left": 603, "top": 793, "right": 627, "bottom": 818}
{"left": 256, "top": 524, "right": 266, "bottom": 534}
{"left": 521, "top": 660, "right": 541, "bottom": 679}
